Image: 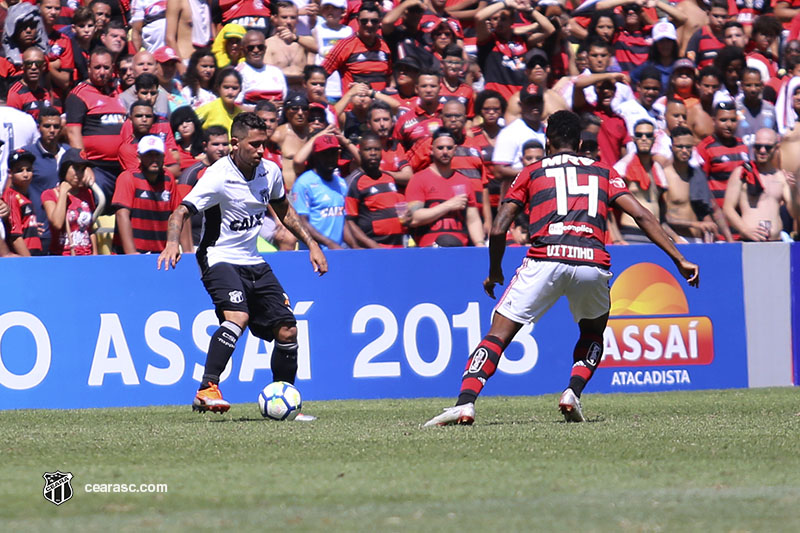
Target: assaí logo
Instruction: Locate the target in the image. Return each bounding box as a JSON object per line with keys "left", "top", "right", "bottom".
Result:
{"left": 602, "top": 263, "right": 714, "bottom": 387}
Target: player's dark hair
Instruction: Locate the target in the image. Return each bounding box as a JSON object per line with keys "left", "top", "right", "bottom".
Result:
{"left": 367, "top": 100, "right": 392, "bottom": 120}
{"left": 670, "top": 125, "right": 693, "bottom": 138}
{"left": 638, "top": 66, "right": 663, "bottom": 85}
{"left": 171, "top": 106, "right": 205, "bottom": 156}
{"left": 752, "top": 14, "right": 783, "bottom": 38}
{"left": 255, "top": 100, "right": 278, "bottom": 113}
{"left": 37, "top": 106, "right": 61, "bottom": 122}
{"left": 547, "top": 110, "right": 582, "bottom": 151}
{"left": 134, "top": 73, "right": 159, "bottom": 91}
{"left": 475, "top": 89, "right": 507, "bottom": 115}
{"left": 304, "top": 64, "right": 327, "bottom": 81}
{"left": 417, "top": 67, "right": 441, "bottom": 81}
{"left": 359, "top": 131, "right": 381, "bottom": 145}
{"left": 443, "top": 44, "right": 463, "bottom": 59}
{"left": 129, "top": 99, "right": 154, "bottom": 114}
{"left": 522, "top": 139, "right": 544, "bottom": 152}
{"left": 358, "top": 1, "right": 381, "bottom": 17}
{"left": 205, "top": 125, "right": 229, "bottom": 140}
{"left": 231, "top": 112, "right": 267, "bottom": 140}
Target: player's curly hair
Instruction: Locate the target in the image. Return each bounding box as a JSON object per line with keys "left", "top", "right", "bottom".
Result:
{"left": 546, "top": 110, "right": 581, "bottom": 151}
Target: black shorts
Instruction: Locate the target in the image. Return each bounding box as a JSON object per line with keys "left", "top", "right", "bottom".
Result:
{"left": 201, "top": 262, "right": 296, "bottom": 341}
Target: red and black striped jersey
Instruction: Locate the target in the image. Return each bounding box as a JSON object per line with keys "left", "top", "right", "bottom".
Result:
{"left": 392, "top": 102, "right": 443, "bottom": 149}
{"left": 2, "top": 187, "right": 43, "bottom": 254}
{"left": 323, "top": 34, "right": 392, "bottom": 92}
{"left": 6, "top": 82, "right": 56, "bottom": 120}
{"left": 696, "top": 135, "right": 749, "bottom": 208}
{"left": 118, "top": 118, "right": 180, "bottom": 170}
{"left": 47, "top": 28, "right": 74, "bottom": 71}
{"left": 477, "top": 35, "right": 528, "bottom": 101}
{"left": 613, "top": 29, "right": 651, "bottom": 74}
{"left": 344, "top": 170, "right": 405, "bottom": 247}
{"left": 405, "top": 167, "right": 478, "bottom": 247}
{"left": 439, "top": 81, "right": 475, "bottom": 117}
{"left": 505, "top": 152, "right": 630, "bottom": 268}
{"left": 408, "top": 136, "right": 488, "bottom": 203}
{"left": 686, "top": 27, "right": 724, "bottom": 69}
{"left": 111, "top": 170, "right": 181, "bottom": 253}
{"left": 735, "top": 0, "right": 769, "bottom": 26}
{"left": 380, "top": 139, "right": 409, "bottom": 174}
{"left": 212, "top": 0, "right": 271, "bottom": 34}
{"left": 465, "top": 130, "right": 500, "bottom": 207}
{"left": 65, "top": 82, "right": 127, "bottom": 163}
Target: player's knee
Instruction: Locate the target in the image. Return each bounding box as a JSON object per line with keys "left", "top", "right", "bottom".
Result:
{"left": 274, "top": 324, "right": 297, "bottom": 344}
{"left": 223, "top": 311, "right": 249, "bottom": 329}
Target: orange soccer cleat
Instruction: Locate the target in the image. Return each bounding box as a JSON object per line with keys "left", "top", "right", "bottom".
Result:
{"left": 192, "top": 382, "right": 231, "bottom": 413}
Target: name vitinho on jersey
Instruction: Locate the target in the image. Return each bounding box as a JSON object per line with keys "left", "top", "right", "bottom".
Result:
{"left": 230, "top": 211, "right": 266, "bottom": 231}
{"left": 546, "top": 244, "right": 595, "bottom": 260}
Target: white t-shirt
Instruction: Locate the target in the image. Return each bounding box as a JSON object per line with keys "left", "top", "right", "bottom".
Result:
{"left": 130, "top": 0, "right": 168, "bottom": 52}
{"left": 235, "top": 61, "right": 288, "bottom": 104}
{"left": 492, "top": 118, "right": 546, "bottom": 170}
{"left": 0, "top": 106, "right": 39, "bottom": 190}
{"left": 181, "top": 156, "right": 286, "bottom": 268}
{"left": 314, "top": 20, "right": 353, "bottom": 100}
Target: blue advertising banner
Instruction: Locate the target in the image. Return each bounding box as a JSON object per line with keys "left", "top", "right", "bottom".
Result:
{"left": 0, "top": 244, "right": 748, "bottom": 410}
{"left": 792, "top": 243, "right": 800, "bottom": 386}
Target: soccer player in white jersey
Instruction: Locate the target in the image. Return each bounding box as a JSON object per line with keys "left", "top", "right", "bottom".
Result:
{"left": 157, "top": 113, "right": 327, "bottom": 416}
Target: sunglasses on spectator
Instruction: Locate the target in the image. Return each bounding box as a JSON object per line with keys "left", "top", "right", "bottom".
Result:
{"left": 246, "top": 44, "right": 265, "bottom": 52}
{"left": 288, "top": 105, "right": 309, "bottom": 111}
{"left": 308, "top": 116, "right": 326, "bottom": 123}
{"left": 359, "top": 17, "right": 380, "bottom": 25}
{"left": 119, "top": 67, "right": 131, "bottom": 75}
{"left": 23, "top": 60, "right": 45, "bottom": 68}
{"left": 754, "top": 143, "right": 775, "bottom": 151}
{"left": 634, "top": 131, "right": 654, "bottom": 139}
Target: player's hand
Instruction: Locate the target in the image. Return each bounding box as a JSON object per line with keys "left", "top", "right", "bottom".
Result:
{"left": 483, "top": 271, "right": 504, "bottom": 299}
{"left": 309, "top": 245, "right": 328, "bottom": 276}
{"left": 677, "top": 259, "right": 699, "bottom": 288}
{"left": 157, "top": 242, "right": 182, "bottom": 271}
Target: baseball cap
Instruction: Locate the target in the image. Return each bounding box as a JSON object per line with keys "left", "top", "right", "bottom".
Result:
{"left": 652, "top": 21, "right": 677, "bottom": 42}
{"left": 59, "top": 148, "right": 94, "bottom": 179}
{"left": 138, "top": 135, "right": 166, "bottom": 154}
{"left": 8, "top": 148, "right": 35, "bottom": 167}
{"left": 313, "top": 135, "right": 340, "bottom": 152}
{"left": 673, "top": 58, "right": 696, "bottom": 71}
{"left": 520, "top": 83, "right": 543, "bottom": 103}
{"left": 321, "top": 0, "right": 347, "bottom": 8}
{"left": 525, "top": 48, "right": 550, "bottom": 69}
{"left": 153, "top": 46, "right": 180, "bottom": 63}
{"left": 285, "top": 91, "right": 309, "bottom": 108}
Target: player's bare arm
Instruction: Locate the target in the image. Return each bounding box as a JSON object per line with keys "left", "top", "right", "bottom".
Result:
{"left": 614, "top": 193, "right": 700, "bottom": 287}
{"left": 484, "top": 200, "right": 521, "bottom": 298}
{"left": 157, "top": 205, "right": 190, "bottom": 270}
{"left": 271, "top": 197, "right": 328, "bottom": 275}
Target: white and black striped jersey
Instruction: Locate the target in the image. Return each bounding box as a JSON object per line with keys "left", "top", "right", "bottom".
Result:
{"left": 181, "top": 156, "right": 285, "bottom": 269}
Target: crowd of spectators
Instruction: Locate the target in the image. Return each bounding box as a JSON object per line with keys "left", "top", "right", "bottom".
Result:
{"left": 1, "top": 0, "right": 800, "bottom": 257}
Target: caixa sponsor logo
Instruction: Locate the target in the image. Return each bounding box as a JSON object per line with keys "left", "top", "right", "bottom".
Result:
{"left": 599, "top": 262, "right": 714, "bottom": 381}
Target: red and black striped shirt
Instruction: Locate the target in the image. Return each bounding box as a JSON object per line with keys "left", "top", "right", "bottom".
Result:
{"left": 696, "top": 135, "right": 749, "bottom": 208}
{"left": 477, "top": 35, "right": 528, "bottom": 101}
{"left": 392, "top": 102, "right": 443, "bottom": 149}
{"left": 323, "top": 34, "right": 392, "bottom": 92}
{"left": 65, "top": 82, "right": 127, "bottom": 163}
{"left": 505, "top": 152, "right": 630, "bottom": 268}
{"left": 614, "top": 29, "right": 651, "bottom": 74}
{"left": 6, "top": 82, "right": 56, "bottom": 120}
{"left": 345, "top": 170, "right": 405, "bottom": 247}
{"left": 111, "top": 170, "right": 181, "bottom": 253}
{"left": 687, "top": 27, "right": 724, "bottom": 69}
{"left": 439, "top": 81, "right": 475, "bottom": 117}
{"left": 2, "top": 188, "right": 43, "bottom": 254}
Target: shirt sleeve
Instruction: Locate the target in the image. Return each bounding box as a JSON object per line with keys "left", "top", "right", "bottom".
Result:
{"left": 268, "top": 164, "right": 286, "bottom": 201}
{"left": 492, "top": 125, "right": 518, "bottom": 167}
{"left": 504, "top": 167, "right": 531, "bottom": 206}
{"left": 345, "top": 178, "right": 360, "bottom": 219}
{"left": 65, "top": 92, "right": 87, "bottom": 127}
{"left": 111, "top": 172, "right": 135, "bottom": 209}
{"left": 291, "top": 177, "right": 311, "bottom": 216}
{"left": 404, "top": 173, "right": 426, "bottom": 204}
{"left": 181, "top": 166, "right": 221, "bottom": 213}
{"left": 607, "top": 167, "right": 631, "bottom": 202}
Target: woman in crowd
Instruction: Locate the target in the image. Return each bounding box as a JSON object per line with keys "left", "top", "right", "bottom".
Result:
{"left": 181, "top": 48, "right": 217, "bottom": 109}
{"left": 170, "top": 106, "right": 206, "bottom": 171}
{"left": 195, "top": 67, "right": 243, "bottom": 132}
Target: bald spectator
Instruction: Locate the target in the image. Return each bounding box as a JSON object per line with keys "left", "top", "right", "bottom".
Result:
{"left": 724, "top": 128, "right": 798, "bottom": 241}
{"left": 6, "top": 48, "right": 55, "bottom": 120}
{"left": 119, "top": 51, "right": 171, "bottom": 118}
{"left": 236, "top": 30, "right": 288, "bottom": 105}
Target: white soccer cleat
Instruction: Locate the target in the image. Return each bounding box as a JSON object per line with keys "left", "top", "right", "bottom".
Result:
{"left": 293, "top": 413, "right": 317, "bottom": 422}
{"left": 559, "top": 389, "right": 586, "bottom": 422}
{"left": 423, "top": 403, "right": 475, "bottom": 427}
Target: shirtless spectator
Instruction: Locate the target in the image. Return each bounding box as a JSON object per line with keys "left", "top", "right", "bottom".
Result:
{"left": 724, "top": 128, "right": 798, "bottom": 241}
{"left": 271, "top": 91, "right": 311, "bottom": 190}
{"left": 688, "top": 66, "right": 722, "bottom": 140}
{"left": 237, "top": 30, "right": 288, "bottom": 105}
{"left": 264, "top": 1, "right": 310, "bottom": 89}
{"left": 663, "top": 126, "right": 732, "bottom": 243}
{"left": 165, "top": 0, "right": 212, "bottom": 60}
{"left": 504, "top": 49, "right": 569, "bottom": 124}
{"left": 613, "top": 120, "right": 677, "bottom": 244}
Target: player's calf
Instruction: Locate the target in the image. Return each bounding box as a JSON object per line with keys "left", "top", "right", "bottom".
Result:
{"left": 456, "top": 335, "right": 504, "bottom": 406}
{"left": 567, "top": 333, "right": 603, "bottom": 397}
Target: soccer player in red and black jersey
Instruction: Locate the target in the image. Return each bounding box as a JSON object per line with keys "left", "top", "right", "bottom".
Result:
{"left": 424, "top": 110, "right": 700, "bottom": 427}
{"left": 696, "top": 100, "right": 750, "bottom": 209}
{"left": 344, "top": 132, "right": 406, "bottom": 248}
{"left": 406, "top": 129, "right": 485, "bottom": 247}
{"left": 112, "top": 135, "right": 192, "bottom": 254}
{"left": 6, "top": 48, "right": 56, "bottom": 120}
{"left": 323, "top": 2, "right": 392, "bottom": 93}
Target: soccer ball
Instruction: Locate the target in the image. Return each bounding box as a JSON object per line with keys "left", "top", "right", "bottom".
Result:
{"left": 258, "top": 381, "right": 302, "bottom": 421}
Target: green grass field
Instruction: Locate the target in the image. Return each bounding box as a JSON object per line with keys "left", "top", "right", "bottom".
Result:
{"left": 2, "top": 388, "right": 799, "bottom": 532}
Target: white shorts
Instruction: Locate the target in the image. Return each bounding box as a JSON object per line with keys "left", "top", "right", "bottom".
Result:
{"left": 495, "top": 258, "right": 612, "bottom": 324}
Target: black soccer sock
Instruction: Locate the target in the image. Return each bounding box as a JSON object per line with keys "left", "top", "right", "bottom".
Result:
{"left": 456, "top": 335, "right": 504, "bottom": 406}
{"left": 567, "top": 333, "right": 604, "bottom": 397}
{"left": 272, "top": 341, "right": 298, "bottom": 384}
{"left": 199, "top": 321, "right": 243, "bottom": 390}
